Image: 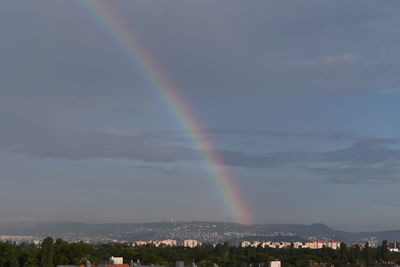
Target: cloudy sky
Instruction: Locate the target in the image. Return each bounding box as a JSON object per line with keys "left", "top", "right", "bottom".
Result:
{"left": 1, "top": 0, "right": 400, "bottom": 231}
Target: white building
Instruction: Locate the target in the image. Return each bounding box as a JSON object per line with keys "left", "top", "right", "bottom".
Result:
{"left": 184, "top": 239, "right": 198, "bottom": 248}
{"left": 261, "top": 242, "right": 290, "bottom": 249}
{"left": 109, "top": 257, "right": 123, "bottom": 265}
{"left": 241, "top": 241, "right": 251, "bottom": 247}
{"left": 132, "top": 241, "right": 152, "bottom": 247}
{"left": 269, "top": 261, "right": 281, "bottom": 267}
{"left": 315, "top": 241, "right": 341, "bottom": 250}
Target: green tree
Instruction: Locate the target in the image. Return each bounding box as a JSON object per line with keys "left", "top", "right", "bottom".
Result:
{"left": 0, "top": 257, "right": 7, "bottom": 267}
{"left": 23, "top": 248, "right": 39, "bottom": 267}
{"left": 40, "top": 238, "right": 54, "bottom": 267}
{"left": 338, "top": 242, "right": 348, "bottom": 266}
{"left": 9, "top": 257, "right": 19, "bottom": 267}
{"left": 380, "top": 240, "right": 389, "bottom": 263}
{"left": 363, "top": 243, "right": 371, "bottom": 266}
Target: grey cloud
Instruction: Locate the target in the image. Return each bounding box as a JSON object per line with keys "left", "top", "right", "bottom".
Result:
{"left": 6, "top": 130, "right": 199, "bottom": 163}
{"left": 309, "top": 162, "right": 400, "bottom": 184}
{"left": 4, "top": 129, "right": 285, "bottom": 168}
{"left": 306, "top": 139, "right": 400, "bottom": 184}
{"left": 205, "top": 128, "right": 356, "bottom": 141}
{"left": 5, "top": 124, "right": 400, "bottom": 186}
{"left": 207, "top": 137, "right": 400, "bottom": 184}
{"left": 0, "top": 124, "right": 318, "bottom": 168}
{"left": 214, "top": 150, "right": 326, "bottom": 170}
{"left": 136, "top": 165, "right": 177, "bottom": 176}
{"left": 117, "top": 136, "right": 400, "bottom": 185}
{"left": 322, "top": 139, "right": 400, "bottom": 164}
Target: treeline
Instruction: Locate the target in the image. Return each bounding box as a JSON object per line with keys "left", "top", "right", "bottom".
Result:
{"left": 1, "top": 238, "right": 400, "bottom": 267}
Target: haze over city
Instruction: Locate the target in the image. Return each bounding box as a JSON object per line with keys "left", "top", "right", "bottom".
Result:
{"left": 2, "top": 0, "right": 400, "bottom": 232}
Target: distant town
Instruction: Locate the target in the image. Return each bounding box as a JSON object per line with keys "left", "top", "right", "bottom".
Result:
{"left": 1, "top": 221, "right": 399, "bottom": 246}
{"left": 2, "top": 234, "right": 400, "bottom": 252}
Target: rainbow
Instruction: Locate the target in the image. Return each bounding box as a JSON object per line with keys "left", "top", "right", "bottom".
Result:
{"left": 78, "top": 0, "right": 253, "bottom": 225}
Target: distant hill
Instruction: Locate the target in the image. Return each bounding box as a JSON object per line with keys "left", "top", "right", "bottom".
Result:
{"left": 262, "top": 223, "right": 355, "bottom": 242}
{"left": 1, "top": 221, "right": 399, "bottom": 244}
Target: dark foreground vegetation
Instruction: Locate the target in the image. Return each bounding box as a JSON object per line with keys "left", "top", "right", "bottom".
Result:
{"left": 1, "top": 238, "right": 399, "bottom": 267}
